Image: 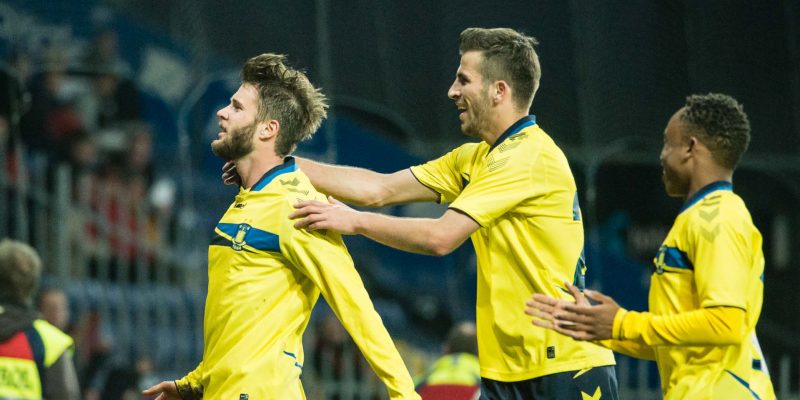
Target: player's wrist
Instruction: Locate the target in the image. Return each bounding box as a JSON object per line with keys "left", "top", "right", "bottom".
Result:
{"left": 612, "top": 308, "right": 628, "bottom": 340}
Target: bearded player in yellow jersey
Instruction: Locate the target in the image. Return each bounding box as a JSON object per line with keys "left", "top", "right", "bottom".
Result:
{"left": 277, "top": 28, "right": 618, "bottom": 400}
{"left": 526, "top": 93, "right": 776, "bottom": 400}
{"left": 143, "top": 54, "right": 419, "bottom": 400}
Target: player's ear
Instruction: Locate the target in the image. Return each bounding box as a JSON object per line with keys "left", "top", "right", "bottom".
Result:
{"left": 493, "top": 80, "right": 509, "bottom": 104}
{"left": 258, "top": 119, "right": 280, "bottom": 141}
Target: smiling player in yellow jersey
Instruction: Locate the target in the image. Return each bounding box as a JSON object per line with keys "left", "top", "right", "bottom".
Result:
{"left": 526, "top": 93, "right": 776, "bottom": 400}
{"left": 143, "top": 54, "right": 419, "bottom": 400}
{"left": 285, "top": 28, "right": 617, "bottom": 400}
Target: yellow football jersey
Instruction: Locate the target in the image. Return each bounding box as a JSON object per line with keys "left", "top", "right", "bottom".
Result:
{"left": 650, "top": 181, "right": 775, "bottom": 400}
{"left": 178, "top": 158, "right": 419, "bottom": 400}
{"left": 411, "top": 116, "right": 615, "bottom": 381}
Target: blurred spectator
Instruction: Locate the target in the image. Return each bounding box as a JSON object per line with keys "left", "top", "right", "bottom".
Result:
{"left": 37, "top": 287, "right": 71, "bottom": 332}
{"left": 0, "top": 47, "right": 33, "bottom": 139}
{"left": 125, "top": 122, "right": 155, "bottom": 189}
{"left": 74, "top": 310, "right": 114, "bottom": 400}
{"left": 98, "top": 356, "right": 155, "bottom": 400}
{"left": 82, "top": 28, "right": 131, "bottom": 78}
{"left": 74, "top": 65, "right": 140, "bottom": 133}
{"left": 76, "top": 28, "right": 139, "bottom": 133}
{"left": 21, "top": 45, "right": 84, "bottom": 156}
{"left": 0, "top": 239, "right": 80, "bottom": 399}
{"left": 415, "top": 321, "right": 480, "bottom": 400}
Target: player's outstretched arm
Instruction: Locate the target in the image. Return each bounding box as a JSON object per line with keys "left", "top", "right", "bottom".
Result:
{"left": 281, "top": 217, "right": 421, "bottom": 400}
{"left": 291, "top": 199, "right": 478, "bottom": 256}
{"left": 526, "top": 281, "right": 747, "bottom": 347}
{"left": 223, "top": 159, "right": 438, "bottom": 207}
{"left": 525, "top": 281, "right": 656, "bottom": 360}
{"left": 297, "top": 158, "right": 438, "bottom": 207}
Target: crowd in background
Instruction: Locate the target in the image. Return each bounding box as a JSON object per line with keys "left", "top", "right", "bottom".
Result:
{"left": 1, "top": 27, "right": 181, "bottom": 282}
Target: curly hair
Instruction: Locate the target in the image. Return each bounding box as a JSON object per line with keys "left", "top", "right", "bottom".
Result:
{"left": 241, "top": 53, "right": 328, "bottom": 157}
{"left": 458, "top": 27, "right": 541, "bottom": 111}
{"left": 0, "top": 239, "right": 42, "bottom": 304}
{"left": 680, "top": 93, "right": 751, "bottom": 169}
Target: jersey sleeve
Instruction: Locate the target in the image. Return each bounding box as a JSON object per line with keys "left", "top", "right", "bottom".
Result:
{"left": 614, "top": 306, "right": 746, "bottom": 346}
{"left": 175, "top": 361, "right": 204, "bottom": 400}
{"left": 688, "top": 205, "right": 753, "bottom": 310}
{"left": 280, "top": 202, "right": 420, "bottom": 400}
{"left": 409, "top": 145, "right": 468, "bottom": 204}
{"left": 448, "top": 144, "right": 542, "bottom": 227}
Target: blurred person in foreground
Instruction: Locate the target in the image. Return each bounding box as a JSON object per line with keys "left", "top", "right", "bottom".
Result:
{"left": 143, "top": 53, "right": 419, "bottom": 400}
{"left": 0, "top": 239, "right": 79, "bottom": 399}
{"left": 277, "top": 27, "right": 617, "bottom": 399}
{"left": 525, "top": 93, "right": 776, "bottom": 400}
{"left": 415, "top": 322, "right": 480, "bottom": 400}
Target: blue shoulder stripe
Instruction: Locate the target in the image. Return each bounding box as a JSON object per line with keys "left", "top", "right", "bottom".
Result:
{"left": 663, "top": 246, "right": 693, "bottom": 270}
{"left": 216, "top": 223, "right": 280, "bottom": 253}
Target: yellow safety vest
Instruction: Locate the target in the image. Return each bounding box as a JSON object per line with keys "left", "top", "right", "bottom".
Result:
{"left": 0, "top": 320, "right": 74, "bottom": 399}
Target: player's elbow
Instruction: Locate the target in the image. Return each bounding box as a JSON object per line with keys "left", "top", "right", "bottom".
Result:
{"left": 361, "top": 193, "right": 390, "bottom": 208}
{"left": 426, "top": 235, "right": 459, "bottom": 257}
{"left": 355, "top": 184, "right": 394, "bottom": 208}
{"left": 710, "top": 326, "right": 746, "bottom": 345}
{"left": 706, "top": 307, "right": 748, "bottom": 345}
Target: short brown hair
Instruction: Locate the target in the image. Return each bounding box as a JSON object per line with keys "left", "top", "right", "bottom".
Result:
{"left": 241, "top": 53, "right": 328, "bottom": 157}
{"left": 458, "top": 27, "right": 541, "bottom": 111}
{"left": 0, "top": 239, "right": 42, "bottom": 304}
{"left": 680, "top": 93, "right": 751, "bottom": 169}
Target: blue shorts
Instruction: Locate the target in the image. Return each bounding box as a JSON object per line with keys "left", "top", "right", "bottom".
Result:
{"left": 479, "top": 365, "right": 618, "bottom": 400}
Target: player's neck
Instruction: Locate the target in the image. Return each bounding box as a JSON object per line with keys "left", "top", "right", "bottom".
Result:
{"left": 483, "top": 109, "right": 528, "bottom": 146}
{"left": 235, "top": 151, "right": 284, "bottom": 189}
{"left": 685, "top": 165, "right": 733, "bottom": 200}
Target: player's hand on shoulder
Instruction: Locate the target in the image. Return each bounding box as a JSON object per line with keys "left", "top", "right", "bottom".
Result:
{"left": 290, "top": 196, "right": 361, "bottom": 234}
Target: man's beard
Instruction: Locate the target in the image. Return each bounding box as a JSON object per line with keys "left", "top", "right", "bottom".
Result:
{"left": 211, "top": 121, "right": 256, "bottom": 161}
{"left": 462, "top": 93, "right": 492, "bottom": 139}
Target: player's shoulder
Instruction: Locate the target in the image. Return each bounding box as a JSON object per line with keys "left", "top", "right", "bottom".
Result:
{"left": 275, "top": 169, "right": 326, "bottom": 204}
{"left": 451, "top": 141, "right": 483, "bottom": 157}
{"left": 685, "top": 189, "right": 753, "bottom": 230}
{"left": 693, "top": 189, "right": 747, "bottom": 213}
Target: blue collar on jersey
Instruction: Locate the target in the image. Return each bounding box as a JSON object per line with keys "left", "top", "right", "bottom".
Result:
{"left": 251, "top": 156, "right": 297, "bottom": 191}
{"left": 489, "top": 115, "right": 536, "bottom": 153}
{"left": 679, "top": 180, "right": 732, "bottom": 213}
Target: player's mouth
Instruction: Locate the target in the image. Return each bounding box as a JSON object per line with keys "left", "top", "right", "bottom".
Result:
{"left": 457, "top": 105, "right": 467, "bottom": 120}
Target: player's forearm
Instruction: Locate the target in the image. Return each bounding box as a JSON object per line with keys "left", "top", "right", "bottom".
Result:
{"left": 296, "top": 157, "right": 390, "bottom": 207}
{"left": 320, "top": 271, "right": 420, "bottom": 398}
{"left": 336, "top": 306, "right": 420, "bottom": 399}
{"left": 614, "top": 306, "right": 746, "bottom": 346}
{"left": 353, "top": 212, "right": 461, "bottom": 256}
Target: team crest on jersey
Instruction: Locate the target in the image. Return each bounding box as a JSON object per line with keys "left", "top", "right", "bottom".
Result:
{"left": 653, "top": 245, "right": 667, "bottom": 274}
{"left": 232, "top": 223, "right": 252, "bottom": 251}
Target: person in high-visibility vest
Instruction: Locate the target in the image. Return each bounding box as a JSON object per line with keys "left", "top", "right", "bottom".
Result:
{"left": 0, "top": 239, "right": 80, "bottom": 400}
{"left": 416, "top": 322, "right": 481, "bottom": 400}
